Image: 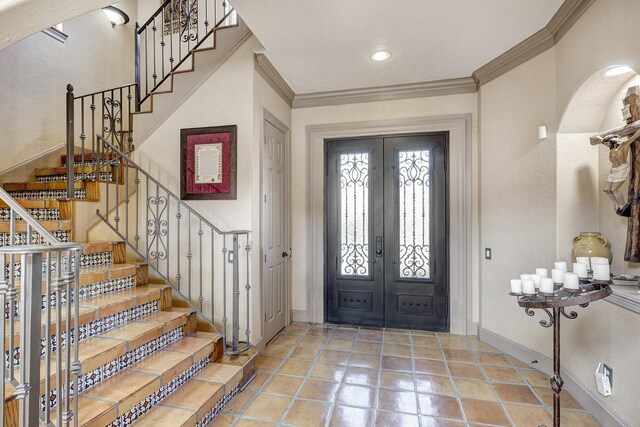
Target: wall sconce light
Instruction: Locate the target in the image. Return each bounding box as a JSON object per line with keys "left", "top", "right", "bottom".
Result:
{"left": 102, "top": 6, "right": 130, "bottom": 28}
{"left": 538, "top": 125, "right": 548, "bottom": 140}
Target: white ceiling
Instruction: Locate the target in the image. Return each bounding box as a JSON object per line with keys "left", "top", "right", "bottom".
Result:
{"left": 231, "top": 0, "right": 565, "bottom": 94}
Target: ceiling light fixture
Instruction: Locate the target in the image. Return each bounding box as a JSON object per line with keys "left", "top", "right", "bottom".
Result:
{"left": 604, "top": 65, "right": 633, "bottom": 77}
{"left": 370, "top": 50, "right": 391, "bottom": 62}
{"left": 102, "top": 6, "right": 130, "bottom": 28}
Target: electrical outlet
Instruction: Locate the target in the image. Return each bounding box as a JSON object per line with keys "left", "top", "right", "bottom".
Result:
{"left": 485, "top": 248, "right": 492, "bottom": 260}
{"left": 603, "top": 364, "right": 613, "bottom": 387}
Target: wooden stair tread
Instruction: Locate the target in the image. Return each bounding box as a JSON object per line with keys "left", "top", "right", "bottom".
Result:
{"left": 134, "top": 405, "right": 196, "bottom": 427}
{"left": 0, "top": 219, "right": 71, "bottom": 233}
{"left": 129, "top": 349, "right": 193, "bottom": 385}
{"left": 162, "top": 336, "right": 216, "bottom": 362}
{"left": 51, "top": 396, "right": 117, "bottom": 427}
{"left": 218, "top": 345, "right": 259, "bottom": 367}
{"left": 0, "top": 199, "right": 64, "bottom": 209}
{"left": 3, "top": 181, "right": 86, "bottom": 191}
{"left": 193, "top": 362, "right": 242, "bottom": 393}
{"left": 156, "top": 378, "right": 224, "bottom": 420}
{"left": 82, "top": 370, "right": 159, "bottom": 415}
{"left": 34, "top": 165, "right": 112, "bottom": 176}
{"left": 99, "top": 311, "right": 186, "bottom": 344}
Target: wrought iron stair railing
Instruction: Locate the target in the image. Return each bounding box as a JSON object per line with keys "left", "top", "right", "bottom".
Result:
{"left": 0, "top": 188, "right": 83, "bottom": 426}
{"left": 89, "top": 134, "right": 251, "bottom": 354}
{"left": 135, "top": 0, "right": 238, "bottom": 107}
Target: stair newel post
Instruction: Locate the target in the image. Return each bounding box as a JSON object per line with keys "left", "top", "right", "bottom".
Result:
{"left": 66, "top": 84, "right": 75, "bottom": 199}
{"left": 16, "top": 251, "right": 43, "bottom": 427}
{"left": 134, "top": 22, "right": 141, "bottom": 112}
{"left": 232, "top": 233, "right": 240, "bottom": 353}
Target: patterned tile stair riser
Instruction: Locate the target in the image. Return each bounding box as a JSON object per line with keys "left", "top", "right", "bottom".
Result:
{"left": 197, "top": 385, "right": 239, "bottom": 427}
{"left": 0, "top": 230, "right": 70, "bottom": 246}
{"left": 107, "top": 356, "right": 213, "bottom": 427}
{"left": 4, "top": 275, "right": 136, "bottom": 319}
{"left": 5, "top": 300, "right": 160, "bottom": 367}
{"left": 4, "top": 251, "right": 112, "bottom": 279}
{"left": 40, "top": 327, "right": 186, "bottom": 412}
{"left": 6, "top": 188, "right": 86, "bottom": 200}
{"left": 37, "top": 172, "right": 112, "bottom": 183}
{"left": 0, "top": 208, "right": 60, "bottom": 221}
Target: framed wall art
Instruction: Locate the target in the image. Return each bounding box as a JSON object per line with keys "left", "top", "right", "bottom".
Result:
{"left": 180, "top": 125, "right": 237, "bottom": 200}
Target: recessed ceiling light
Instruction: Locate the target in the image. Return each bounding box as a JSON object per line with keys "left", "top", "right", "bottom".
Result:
{"left": 370, "top": 50, "right": 391, "bottom": 62}
{"left": 604, "top": 65, "right": 633, "bottom": 77}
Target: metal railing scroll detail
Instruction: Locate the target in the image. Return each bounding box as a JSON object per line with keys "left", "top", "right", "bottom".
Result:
{"left": 0, "top": 188, "right": 84, "bottom": 426}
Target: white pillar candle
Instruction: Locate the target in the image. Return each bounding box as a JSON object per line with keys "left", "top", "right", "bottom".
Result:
{"left": 576, "top": 256, "right": 591, "bottom": 270}
{"left": 531, "top": 274, "right": 542, "bottom": 289}
{"left": 591, "top": 257, "right": 609, "bottom": 266}
{"left": 563, "top": 273, "right": 580, "bottom": 290}
{"left": 510, "top": 279, "right": 523, "bottom": 294}
{"left": 535, "top": 268, "right": 548, "bottom": 279}
{"left": 522, "top": 279, "right": 536, "bottom": 295}
{"left": 554, "top": 261, "right": 568, "bottom": 272}
{"left": 593, "top": 264, "right": 610, "bottom": 281}
{"left": 540, "top": 278, "right": 554, "bottom": 293}
{"left": 520, "top": 274, "right": 531, "bottom": 282}
{"left": 573, "top": 262, "right": 588, "bottom": 279}
{"left": 551, "top": 268, "right": 565, "bottom": 284}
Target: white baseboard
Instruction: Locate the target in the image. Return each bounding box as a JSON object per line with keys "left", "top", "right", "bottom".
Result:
{"left": 252, "top": 336, "right": 265, "bottom": 352}
{"left": 292, "top": 309, "right": 311, "bottom": 323}
{"left": 479, "top": 327, "right": 630, "bottom": 427}
{"left": 467, "top": 321, "right": 478, "bottom": 336}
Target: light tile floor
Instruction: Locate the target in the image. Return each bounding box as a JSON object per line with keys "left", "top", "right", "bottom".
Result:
{"left": 211, "top": 323, "right": 600, "bottom": 427}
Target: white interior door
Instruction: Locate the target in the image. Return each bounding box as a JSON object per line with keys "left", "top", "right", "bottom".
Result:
{"left": 263, "top": 112, "right": 289, "bottom": 344}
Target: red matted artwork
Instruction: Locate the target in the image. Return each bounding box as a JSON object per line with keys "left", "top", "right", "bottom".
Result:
{"left": 180, "top": 125, "right": 237, "bottom": 200}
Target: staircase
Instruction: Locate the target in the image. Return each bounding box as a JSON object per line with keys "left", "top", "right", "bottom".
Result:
{"left": 1, "top": 1, "right": 260, "bottom": 425}
{"left": 1, "top": 156, "right": 257, "bottom": 426}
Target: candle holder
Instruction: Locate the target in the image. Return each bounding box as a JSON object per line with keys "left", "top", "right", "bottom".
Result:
{"left": 508, "top": 281, "right": 612, "bottom": 427}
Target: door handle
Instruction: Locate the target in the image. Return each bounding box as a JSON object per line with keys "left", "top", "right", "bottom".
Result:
{"left": 282, "top": 251, "right": 289, "bottom": 258}
{"left": 375, "top": 236, "right": 383, "bottom": 257}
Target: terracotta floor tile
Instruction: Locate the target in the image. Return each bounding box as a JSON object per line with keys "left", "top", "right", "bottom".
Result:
{"left": 357, "top": 331, "right": 383, "bottom": 342}
{"left": 308, "top": 328, "right": 334, "bottom": 337}
{"left": 414, "top": 358, "right": 448, "bottom": 375}
{"left": 385, "top": 328, "right": 410, "bottom": 334}
{"left": 349, "top": 352, "right": 380, "bottom": 369}
{"left": 284, "top": 399, "right": 330, "bottom": 427}
{"left": 415, "top": 373, "right": 455, "bottom": 396}
{"left": 271, "top": 334, "right": 301, "bottom": 347}
{"left": 509, "top": 356, "right": 533, "bottom": 369}
{"left": 483, "top": 365, "right": 525, "bottom": 384}
{"left": 377, "top": 388, "right": 418, "bottom": 414}
{"left": 413, "top": 346, "right": 443, "bottom": 360}
{"left": 290, "top": 346, "right": 322, "bottom": 361}
{"left": 330, "top": 405, "right": 373, "bottom": 427}
{"left": 298, "top": 335, "right": 328, "bottom": 348}
{"left": 533, "top": 386, "right": 583, "bottom": 410}
{"left": 560, "top": 409, "right": 600, "bottom": 426}
{"left": 326, "top": 338, "right": 354, "bottom": 351}
{"left": 352, "top": 341, "right": 382, "bottom": 354}
{"left": 475, "top": 352, "right": 511, "bottom": 366}
{"left": 413, "top": 336, "right": 439, "bottom": 347}
{"left": 493, "top": 383, "right": 541, "bottom": 405}
{"left": 465, "top": 339, "right": 500, "bottom": 353}
{"left": 381, "top": 355, "right": 413, "bottom": 372}
{"left": 442, "top": 348, "right": 476, "bottom": 363}
{"left": 504, "top": 403, "right": 552, "bottom": 427}
{"left": 343, "top": 366, "right": 379, "bottom": 387}
{"left": 332, "top": 330, "right": 358, "bottom": 340}
{"left": 384, "top": 333, "right": 411, "bottom": 344}
{"left": 297, "top": 379, "right": 340, "bottom": 401}
{"left": 210, "top": 414, "right": 236, "bottom": 426}
{"left": 453, "top": 378, "right": 498, "bottom": 401}
{"left": 438, "top": 337, "right": 468, "bottom": 349}
{"left": 255, "top": 355, "right": 283, "bottom": 372}
{"left": 375, "top": 410, "right": 420, "bottom": 427}
{"left": 282, "top": 323, "right": 312, "bottom": 335}
{"left": 336, "top": 384, "right": 377, "bottom": 408}
{"left": 309, "top": 363, "right": 347, "bottom": 382}
{"left": 262, "top": 374, "right": 303, "bottom": 396}
{"left": 447, "top": 362, "right": 485, "bottom": 380}
{"left": 383, "top": 343, "right": 412, "bottom": 357}
{"left": 234, "top": 419, "right": 274, "bottom": 427}
{"left": 420, "top": 417, "right": 465, "bottom": 427}
{"left": 261, "top": 344, "right": 293, "bottom": 358}
{"left": 410, "top": 330, "right": 436, "bottom": 336}
{"left": 242, "top": 394, "right": 291, "bottom": 423}
{"left": 278, "top": 359, "right": 313, "bottom": 377}
{"left": 380, "top": 370, "right": 415, "bottom": 391}
{"left": 246, "top": 371, "right": 271, "bottom": 390}
{"left": 222, "top": 389, "right": 255, "bottom": 413}
{"left": 418, "top": 394, "right": 463, "bottom": 419}
{"left": 318, "top": 349, "right": 351, "bottom": 365}
{"left": 520, "top": 369, "right": 552, "bottom": 387}
{"left": 461, "top": 398, "right": 510, "bottom": 425}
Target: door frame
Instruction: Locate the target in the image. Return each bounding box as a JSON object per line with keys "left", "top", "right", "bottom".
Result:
{"left": 305, "top": 115, "right": 474, "bottom": 335}
{"left": 261, "top": 109, "right": 291, "bottom": 343}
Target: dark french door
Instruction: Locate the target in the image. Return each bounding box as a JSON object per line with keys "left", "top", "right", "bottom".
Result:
{"left": 325, "top": 133, "right": 448, "bottom": 331}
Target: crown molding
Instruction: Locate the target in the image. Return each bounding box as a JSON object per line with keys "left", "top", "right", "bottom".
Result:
{"left": 292, "top": 77, "right": 477, "bottom": 109}
{"left": 472, "top": 0, "right": 595, "bottom": 86}
{"left": 254, "top": 53, "right": 294, "bottom": 107}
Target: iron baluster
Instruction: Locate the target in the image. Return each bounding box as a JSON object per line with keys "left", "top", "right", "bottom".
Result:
{"left": 66, "top": 85, "right": 75, "bottom": 198}
{"left": 115, "top": 151, "right": 120, "bottom": 231}
{"left": 211, "top": 228, "right": 215, "bottom": 326}
{"left": 54, "top": 251, "right": 63, "bottom": 426}
{"left": 160, "top": 10, "right": 165, "bottom": 81}
{"left": 127, "top": 86, "right": 133, "bottom": 151}
{"left": 91, "top": 95, "right": 97, "bottom": 178}
{"left": 44, "top": 253, "right": 52, "bottom": 424}
{"left": 125, "top": 157, "right": 130, "bottom": 239}
{"left": 152, "top": 16, "right": 157, "bottom": 87}
{"left": 222, "top": 236, "right": 227, "bottom": 346}
{"left": 169, "top": 5, "right": 174, "bottom": 74}
{"left": 146, "top": 175, "right": 149, "bottom": 262}
{"left": 145, "top": 29, "right": 149, "bottom": 100}
{"left": 62, "top": 253, "right": 73, "bottom": 425}
{"left": 80, "top": 97, "right": 86, "bottom": 171}
{"left": 0, "top": 254, "right": 5, "bottom": 427}
{"left": 135, "top": 169, "right": 140, "bottom": 250}
{"left": 135, "top": 23, "right": 141, "bottom": 110}
{"left": 105, "top": 144, "right": 110, "bottom": 221}
{"left": 232, "top": 233, "right": 239, "bottom": 352}
{"left": 205, "top": 0, "right": 209, "bottom": 33}
{"left": 245, "top": 236, "right": 251, "bottom": 347}
{"left": 7, "top": 210, "right": 15, "bottom": 380}
{"left": 188, "top": 212, "right": 192, "bottom": 303}
{"left": 199, "top": 220, "right": 203, "bottom": 311}
{"left": 166, "top": 191, "right": 170, "bottom": 282}
{"left": 176, "top": 202, "right": 181, "bottom": 292}
{"left": 178, "top": 0, "right": 182, "bottom": 64}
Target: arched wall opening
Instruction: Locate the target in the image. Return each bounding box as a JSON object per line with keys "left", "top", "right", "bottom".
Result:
{"left": 556, "top": 66, "right": 640, "bottom": 275}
